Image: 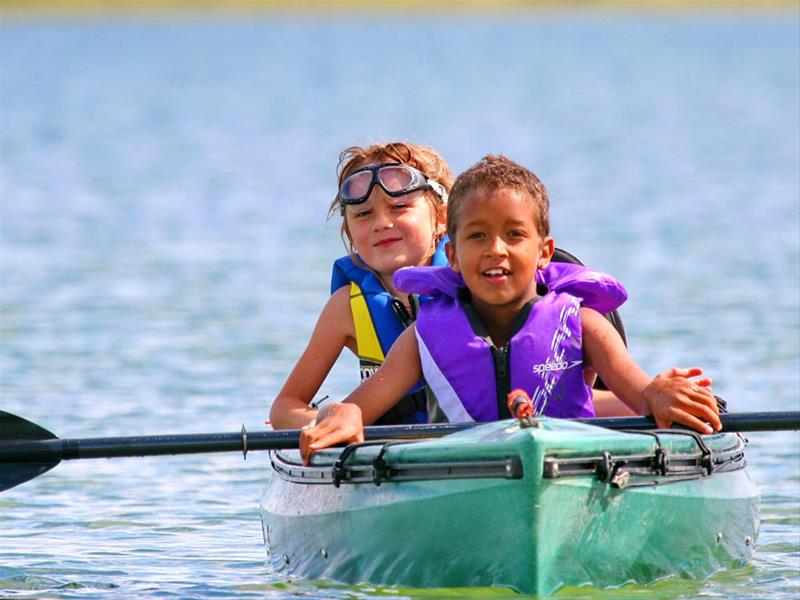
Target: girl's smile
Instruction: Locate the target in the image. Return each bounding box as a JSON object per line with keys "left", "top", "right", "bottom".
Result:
{"left": 373, "top": 236, "right": 403, "bottom": 248}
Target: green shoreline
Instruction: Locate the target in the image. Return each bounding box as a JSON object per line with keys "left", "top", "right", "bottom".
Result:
{"left": 2, "top": 0, "right": 798, "bottom": 16}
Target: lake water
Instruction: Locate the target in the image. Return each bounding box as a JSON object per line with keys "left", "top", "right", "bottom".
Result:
{"left": 1, "top": 9, "right": 798, "bottom": 599}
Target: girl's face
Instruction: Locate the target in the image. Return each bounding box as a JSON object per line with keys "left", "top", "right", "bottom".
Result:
{"left": 344, "top": 164, "right": 445, "bottom": 284}
{"left": 446, "top": 187, "right": 553, "bottom": 318}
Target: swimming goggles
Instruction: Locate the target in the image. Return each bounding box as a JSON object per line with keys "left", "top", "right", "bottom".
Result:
{"left": 338, "top": 163, "right": 448, "bottom": 207}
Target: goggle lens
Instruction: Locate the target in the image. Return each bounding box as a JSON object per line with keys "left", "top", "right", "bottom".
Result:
{"left": 374, "top": 165, "right": 416, "bottom": 194}
{"left": 339, "top": 170, "right": 374, "bottom": 202}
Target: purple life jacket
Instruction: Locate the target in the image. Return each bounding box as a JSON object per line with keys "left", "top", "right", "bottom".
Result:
{"left": 394, "top": 262, "right": 628, "bottom": 423}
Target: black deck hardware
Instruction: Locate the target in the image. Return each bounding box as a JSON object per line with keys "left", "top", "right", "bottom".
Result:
{"left": 272, "top": 442, "right": 524, "bottom": 487}
{"left": 542, "top": 431, "right": 747, "bottom": 488}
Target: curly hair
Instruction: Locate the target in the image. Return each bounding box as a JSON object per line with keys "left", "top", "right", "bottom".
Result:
{"left": 328, "top": 141, "right": 453, "bottom": 257}
{"left": 447, "top": 154, "right": 550, "bottom": 241}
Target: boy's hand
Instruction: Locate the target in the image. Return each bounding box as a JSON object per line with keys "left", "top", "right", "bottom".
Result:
{"left": 642, "top": 367, "right": 721, "bottom": 434}
{"left": 659, "top": 366, "right": 713, "bottom": 390}
{"left": 299, "top": 403, "right": 364, "bottom": 465}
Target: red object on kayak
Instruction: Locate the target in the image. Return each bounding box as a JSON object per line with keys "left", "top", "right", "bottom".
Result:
{"left": 507, "top": 389, "right": 535, "bottom": 420}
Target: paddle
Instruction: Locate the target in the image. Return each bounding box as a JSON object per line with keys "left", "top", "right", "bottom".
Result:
{"left": 2, "top": 410, "right": 798, "bottom": 493}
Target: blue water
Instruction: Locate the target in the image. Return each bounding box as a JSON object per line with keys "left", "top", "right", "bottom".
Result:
{"left": 1, "top": 10, "right": 798, "bottom": 599}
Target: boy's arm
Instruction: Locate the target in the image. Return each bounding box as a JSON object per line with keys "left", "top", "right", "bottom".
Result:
{"left": 269, "top": 287, "right": 355, "bottom": 429}
{"left": 581, "top": 308, "right": 721, "bottom": 433}
{"left": 590, "top": 369, "right": 713, "bottom": 417}
{"left": 299, "top": 326, "right": 423, "bottom": 463}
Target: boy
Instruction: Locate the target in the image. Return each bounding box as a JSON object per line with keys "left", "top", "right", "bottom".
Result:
{"left": 300, "top": 155, "right": 720, "bottom": 462}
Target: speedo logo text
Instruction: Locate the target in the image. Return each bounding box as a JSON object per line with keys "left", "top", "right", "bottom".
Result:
{"left": 532, "top": 360, "right": 582, "bottom": 376}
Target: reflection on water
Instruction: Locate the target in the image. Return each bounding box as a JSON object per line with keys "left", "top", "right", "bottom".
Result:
{"left": 1, "top": 12, "right": 798, "bottom": 600}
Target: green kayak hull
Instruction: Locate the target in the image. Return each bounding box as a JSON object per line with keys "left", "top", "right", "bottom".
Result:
{"left": 259, "top": 419, "right": 759, "bottom": 595}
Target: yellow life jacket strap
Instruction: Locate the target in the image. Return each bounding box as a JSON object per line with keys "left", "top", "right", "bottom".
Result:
{"left": 350, "top": 282, "right": 385, "bottom": 365}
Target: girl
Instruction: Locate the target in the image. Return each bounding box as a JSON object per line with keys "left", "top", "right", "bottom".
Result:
{"left": 269, "top": 142, "right": 451, "bottom": 428}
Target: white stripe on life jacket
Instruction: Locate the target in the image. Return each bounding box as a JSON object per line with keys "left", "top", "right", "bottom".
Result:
{"left": 415, "top": 328, "right": 474, "bottom": 423}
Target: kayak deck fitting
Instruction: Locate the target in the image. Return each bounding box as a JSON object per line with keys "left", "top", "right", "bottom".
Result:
{"left": 260, "top": 418, "right": 759, "bottom": 595}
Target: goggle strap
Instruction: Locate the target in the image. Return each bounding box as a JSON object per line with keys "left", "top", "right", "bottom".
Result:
{"left": 428, "top": 180, "right": 448, "bottom": 204}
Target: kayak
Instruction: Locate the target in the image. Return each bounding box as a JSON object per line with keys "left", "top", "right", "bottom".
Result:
{"left": 259, "top": 418, "right": 760, "bottom": 595}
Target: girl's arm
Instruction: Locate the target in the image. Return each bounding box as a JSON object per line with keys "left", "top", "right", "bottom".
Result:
{"left": 580, "top": 308, "right": 721, "bottom": 433}
{"left": 269, "top": 287, "right": 356, "bottom": 429}
{"left": 586, "top": 362, "right": 637, "bottom": 416}
{"left": 592, "top": 390, "right": 638, "bottom": 417}
{"left": 299, "top": 326, "right": 423, "bottom": 463}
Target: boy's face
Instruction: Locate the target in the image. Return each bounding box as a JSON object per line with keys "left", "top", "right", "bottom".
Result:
{"left": 446, "top": 188, "right": 553, "bottom": 316}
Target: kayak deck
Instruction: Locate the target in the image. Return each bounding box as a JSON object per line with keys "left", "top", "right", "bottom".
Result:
{"left": 260, "top": 419, "right": 760, "bottom": 595}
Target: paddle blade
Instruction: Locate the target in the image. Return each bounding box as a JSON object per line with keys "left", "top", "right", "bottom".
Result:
{"left": 0, "top": 410, "right": 58, "bottom": 442}
{"left": 0, "top": 461, "right": 59, "bottom": 492}
{"left": 0, "top": 411, "right": 60, "bottom": 491}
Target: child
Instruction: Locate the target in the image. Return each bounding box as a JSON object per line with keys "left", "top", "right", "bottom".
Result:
{"left": 299, "top": 155, "right": 721, "bottom": 461}
{"left": 269, "top": 142, "right": 452, "bottom": 428}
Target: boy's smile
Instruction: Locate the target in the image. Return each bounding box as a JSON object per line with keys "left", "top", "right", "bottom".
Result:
{"left": 447, "top": 188, "right": 554, "bottom": 325}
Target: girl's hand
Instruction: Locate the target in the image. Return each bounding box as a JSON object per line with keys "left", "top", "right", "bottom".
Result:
{"left": 642, "top": 367, "right": 721, "bottom": 433}
{"left": 299, "top": 403, "right": 364, "bottom": 465}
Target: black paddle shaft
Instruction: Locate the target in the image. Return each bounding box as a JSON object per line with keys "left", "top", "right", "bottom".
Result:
{"left": 1, "top": 410, "right": 799, "bottom": 492}
{"left": 0, "top": 413, "right": 472, "bottom": 492}
{"left": 576, "top": 411, "right": 800, "bottom": 433}
{"left": 0, "top": 412, "right": 473, "bottom": 463}
{"left": 2, "top": 412, "right": 800, "bottom": 464}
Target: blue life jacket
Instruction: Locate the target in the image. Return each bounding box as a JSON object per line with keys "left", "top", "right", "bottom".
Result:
{"left": 330, "top": 238, "right": 449, "bottom": 425}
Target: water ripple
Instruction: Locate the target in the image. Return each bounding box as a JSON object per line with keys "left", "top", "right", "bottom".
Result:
{"left": 1, "top": 12, "right": 798, "bottom": 600}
